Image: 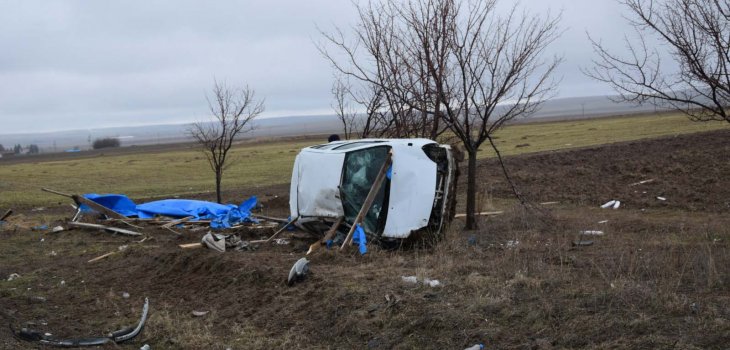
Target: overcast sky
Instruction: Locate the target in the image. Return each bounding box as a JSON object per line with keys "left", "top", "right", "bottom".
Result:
{"left": 0, "top": 0, "right": 644, "bottom": 134}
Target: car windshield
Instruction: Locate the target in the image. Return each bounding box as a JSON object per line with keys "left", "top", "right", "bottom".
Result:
{"left": 340, "top": 146, "right": 390, "bottom": 235}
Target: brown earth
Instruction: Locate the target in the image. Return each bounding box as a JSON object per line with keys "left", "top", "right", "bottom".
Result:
{"left": 0, "top": 130, "right": 728, "bottom": 349}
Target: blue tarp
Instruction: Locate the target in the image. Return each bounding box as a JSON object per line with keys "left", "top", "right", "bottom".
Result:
{"left": 352, "top": 224, "right": 368, "bottom": 255}
{"left": 81, "top": 194, "right": 258, "bottom": 229}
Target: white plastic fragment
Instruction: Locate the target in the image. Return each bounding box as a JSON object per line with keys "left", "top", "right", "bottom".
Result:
{"left": 600, "top": 200, "right": 616, "bottom": 209}
{"left": 580, "top": 230, "right": 604, "bottom": 236}
{"left": 7, "top": 273, "right": 20, "bottom": 281}
{"left": 122, "top": 292, "right": 130, "bottom": 299}
{"left": 505, "top": 240, "right": 520, "bottom": 248}
{"left": 140, "top": 345, "right": 151, "bottom": 350}
{"left": 402, "top": 276, "right": 442, "bottom": 287}
{"left": 612, "top": 200, "right": 621, "bottom": 209}
{"left": 51, "top": 226, "right": 64, "bottom": 233}
{"left": 423, "top": 278, "right": 442, "bottom": 287}
{"left": 656, "top": 196, "right": 666, "bottom": 201}
{"left": 597, "top": 220, "right": 608, "bottom": 224}
{"left": 191, "top": 310, "right": 209, "bottom": 317}
{"left": 273, "top": 238, "right": 289, "bottom": 245}
{"left": 59, "top": 280, "right": 65, "bottom": 286}
{"left": 401, "top": 276, "right": 418, "bottom": 284}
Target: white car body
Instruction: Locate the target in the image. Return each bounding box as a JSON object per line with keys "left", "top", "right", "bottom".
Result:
{"left": 289, "top": 138, "right": 454, "bottom": 239}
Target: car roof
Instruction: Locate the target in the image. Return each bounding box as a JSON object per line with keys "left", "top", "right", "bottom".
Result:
{"left": 303, "top": 138, "right": 437, "bottom": 153}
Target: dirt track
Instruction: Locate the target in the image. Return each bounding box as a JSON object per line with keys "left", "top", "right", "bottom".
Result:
{"left": 0, "top": 130, "right": 728, "bottom": 349}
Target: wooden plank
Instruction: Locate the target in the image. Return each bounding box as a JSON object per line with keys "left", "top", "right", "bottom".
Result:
{"left": 454, "top": 211, "right": 503, "bottom": 218}
{"left": 0, "top": 209, "right": 12, "bottom": 221}
{"left": 161, "top": 216, "right": 194, "bottom": 229}
{"left": 250, "top": 214, "right": 290, "bottom": 224}
{"left": 307, "top": 216, "right": 344, "bottom": 255}
{"left": 341, "top": 151, "right": 392, "bottom": 250}
{"left": 41, "top": 187, "right": 73, "bottom": 198}
{"left": 67, "top": 221, "right": 142, "bottom": 236}
{"left": 179, "top": 243, "right": 203, "bottom": 249}
{"left": 72, "top": 195, "right": 128, "bottom": 219}
{"left": 87, "top": 251, "right": 118, "bottom": 263}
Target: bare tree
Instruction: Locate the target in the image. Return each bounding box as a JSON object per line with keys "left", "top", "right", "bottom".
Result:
{"left": 190, "top": 80, "right": 264, "bottom": 203}
{"left": 320, "top": 0, "right": 562, "bottom": 229}
{"left": 331, "top": 75, "right": 361, "bottom": 139}
{"left": 586, "top": 0, "right": 730, "bottom": 123}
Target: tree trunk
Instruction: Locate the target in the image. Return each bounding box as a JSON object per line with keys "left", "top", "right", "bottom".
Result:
{"left": 465, "top": 148, "right": 478, "bottom": 230}
{"left": 215, "top": 171, "right": 223, "bottom": 204}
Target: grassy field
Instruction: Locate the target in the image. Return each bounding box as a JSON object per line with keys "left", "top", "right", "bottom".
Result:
{"left": 0, "top": 112, "right": 727, "bottom": 208}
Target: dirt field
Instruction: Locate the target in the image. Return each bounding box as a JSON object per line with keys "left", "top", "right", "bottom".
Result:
{"left": 0, "top": 130, "right": 728, "bottom": 349}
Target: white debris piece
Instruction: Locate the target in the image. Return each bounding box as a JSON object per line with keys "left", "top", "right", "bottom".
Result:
{"left": 7, "top": 273, "right": 20, "bottom": 281}
{"left": 600, "top": 200, "right": 616, "bottom": 209}
{"left": 612, "top": 200, "right": 621, "bottom": 209}
{"left": 656, "top": 196, "right": 666, "bottom": 201}
{"left": 505, "top": 240, "right": 520, "bottom": 248}
{"left": 423, "top": 278, "right": 442, "bottom": 287}
{"left": 401, "top": 276, "right": 418, "bottom": 284}
{"left": 580, "top": 230, "right": 604, "bottom": 236}
{"left": 273, "top": 238, "right": 289, "bottom": 245}
{"left": 597, "top": 220, "right": 608, "bottom": 224}
{"left": 51, "top": 226, "right": 64, "bottom": 233}
{"left": 191, "top": 310, "right": 209, "bottom": 317}
{"left": 122, "top": 292, "right": 130, "bottom": 299}
{"left": 402, "top": 276, "right": 442, "bottom": 287}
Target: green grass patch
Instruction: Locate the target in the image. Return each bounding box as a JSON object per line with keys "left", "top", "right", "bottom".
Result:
{"left": 0, "top": 113, "right": 726, "bottom": 208}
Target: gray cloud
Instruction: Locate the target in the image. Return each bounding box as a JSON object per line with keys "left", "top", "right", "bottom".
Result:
{"left": 0, "top": 0, "right": 659, "bottom": 134}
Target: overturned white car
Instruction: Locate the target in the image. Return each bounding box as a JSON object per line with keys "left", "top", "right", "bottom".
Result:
{"left": 289, "top": 138, "right": 456, "bottom": 241}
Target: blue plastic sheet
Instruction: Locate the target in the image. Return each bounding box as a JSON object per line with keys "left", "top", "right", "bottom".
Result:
{"left": 352, "top": 224, "right": 368, "bottom": 255}
{"left": 81, "top": 194, "right": 257, "bottom": 229}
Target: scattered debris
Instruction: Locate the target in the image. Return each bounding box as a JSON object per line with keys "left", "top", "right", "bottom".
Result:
{"left": 191, "top": 310, "right": 209, "bottom": 317}
{"left": 401, "top": 276, "right": 442, "bottom": 287}
{"left": 287, "top": 257, "right": 309, "bottom": 285}
{"left": 51, "top": 225, "right": 64, "bottom": 233}
{"left": 505, "top": 240, "right": 520, "bottom": 248}
{"left": 14, "top": 298, "right": 149, "bottom": 347}
{"left": 7, "top": 273, "right": 20, "bottom": 281}
{"left": 140, "top": 344, "right": 151, "bottom": 350}
{"left": 657, "top": 196, "right": 667, "bottom": 201}
{"left": 579, "top": 230, "right": 604, "bottom": 236}
{"left": 122, "top": 292, "right": 130, "bottom": 299}
{"left": 597, "top": 220, "right": 609, "bottom": 224}
{"left": 49, "top": 251, "right": 57, "bottom": 257}
{"left": 59, "top": 280, "right": 65, "bottom": 286}
{"left": 628, "top": 178, "right": 655, "bottom": 186}
{"left": 273, "top": 238, "right": 289, "bottom": 245}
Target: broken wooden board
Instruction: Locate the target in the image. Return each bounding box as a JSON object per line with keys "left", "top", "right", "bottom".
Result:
{"left": 454, "top": 211, "right": 503, "bottom": 218}
{"left": 67, "top": 222, "right": 142, "bottom": 236}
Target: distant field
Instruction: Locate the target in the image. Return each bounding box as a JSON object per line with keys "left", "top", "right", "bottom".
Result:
{"left": 0, "top": 112, "right": 727, "bottom": 208}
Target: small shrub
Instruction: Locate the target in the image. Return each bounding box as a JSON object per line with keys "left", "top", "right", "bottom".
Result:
{"left": 92, "top": 138, "right": 120, "bottom": 149}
